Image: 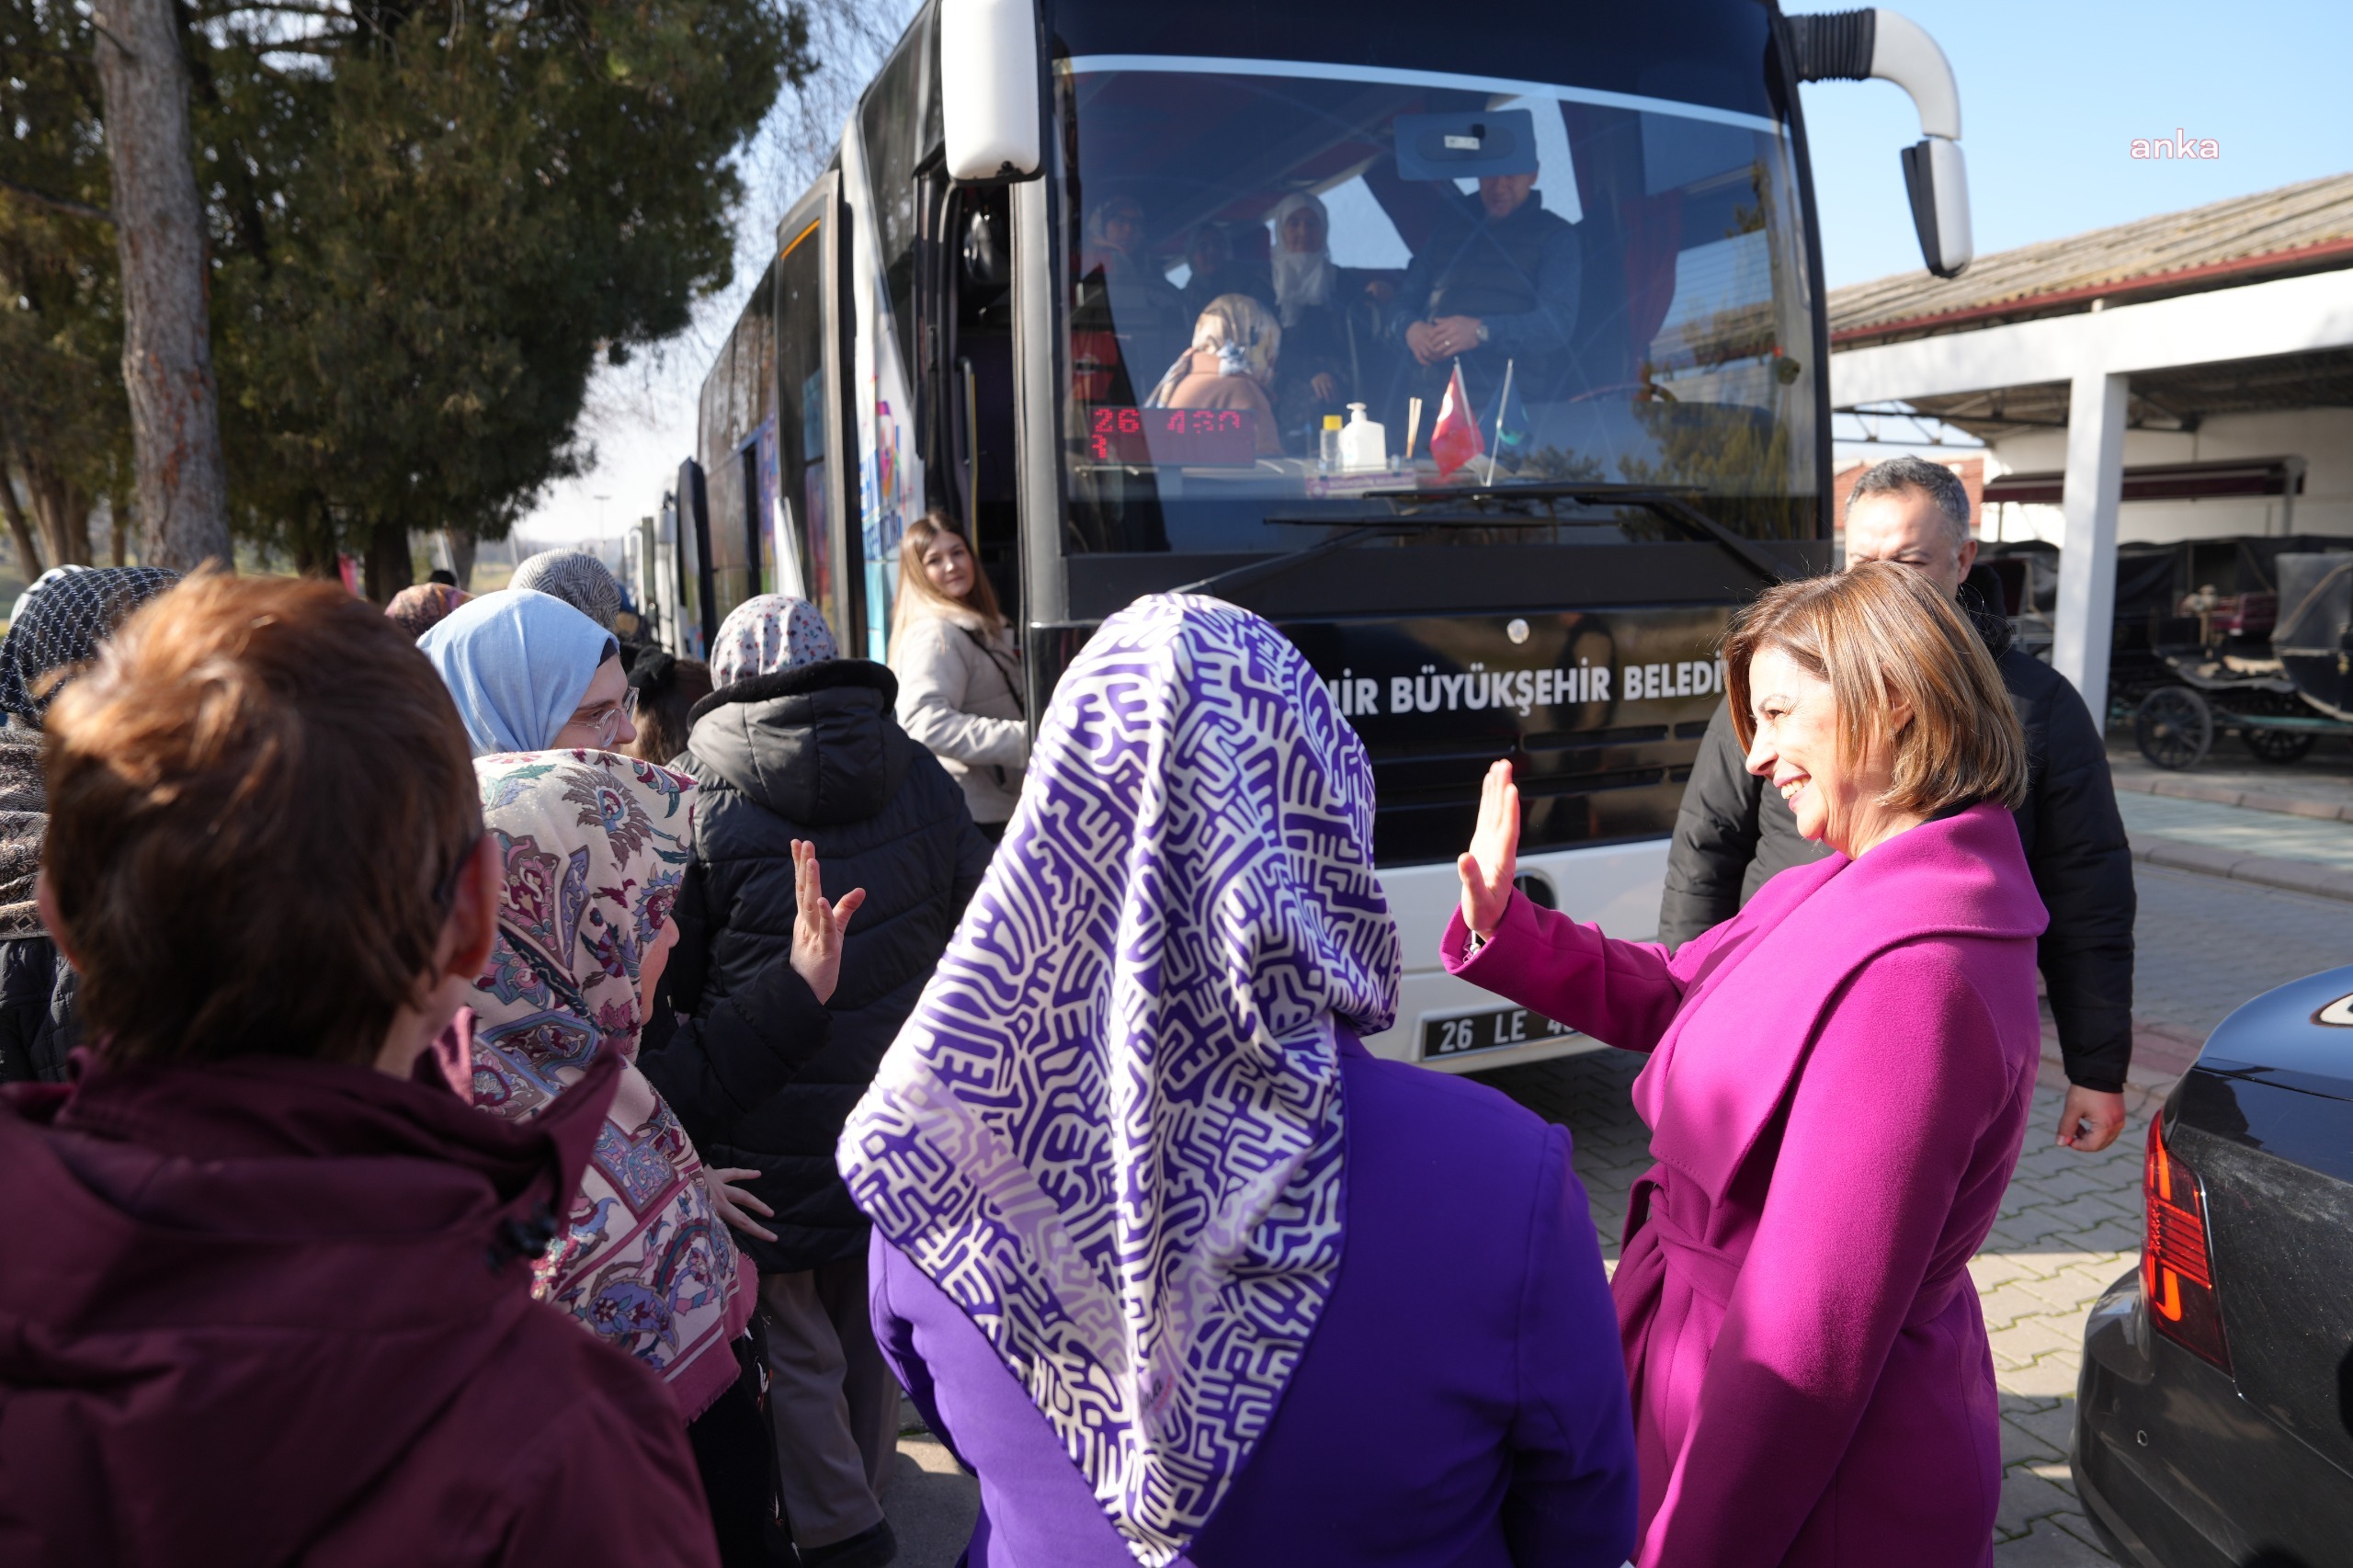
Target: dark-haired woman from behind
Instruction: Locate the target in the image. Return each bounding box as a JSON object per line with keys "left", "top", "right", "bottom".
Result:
{"left": 0, "top": 574, "right": 716, "bottom": 1565}
{"left": 625, "top": 650, "right": 714, "bottom": 767}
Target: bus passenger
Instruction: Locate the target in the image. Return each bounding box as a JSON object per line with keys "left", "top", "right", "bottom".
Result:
{"left": 1389, "top": 164, "right": 1580, "bottom": 429}
{"left": 419, "top": 587, "right": 637, "bottom": 756}
{"left": 0, "top": 575, "right": 714, "bottom": 1565}
{"left": 0, "top": 566, "right": 178, "bottom": 1085}
{"left": 1177, "top": 222, "right": 1273, "bottom": 324}
{"left": 889, "top": 513, "right": 1027, "bottom": 842}
{"left": 667, "top": 594, "right": 989, "bottom": 1568}
{"left": 1143, "top": 294, "right": 1286, "bottom": 456}
{"left": 465, "top": 748, "right": 857, "bottom": 1566}
{"left": 1267, "top": 191, "right": 1377, "bottom": 444}
{"left": 1078, "top": 195, "right": 1186, "bottom": 403}
{"left": 844, "top": 596, "right": 1638, "bottom": 1568}
{"left": 1448, "top": 563, "right": 2043, "bottom": 1567}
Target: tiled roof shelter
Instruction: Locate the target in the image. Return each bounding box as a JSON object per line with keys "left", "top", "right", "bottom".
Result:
{"left": 1828, "top": 174, "right": 2353, "bottom": 704}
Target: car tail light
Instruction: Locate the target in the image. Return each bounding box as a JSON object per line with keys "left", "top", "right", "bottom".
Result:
{"left": 2143, "top": 1118, "right": 2231, "bottom": 1370}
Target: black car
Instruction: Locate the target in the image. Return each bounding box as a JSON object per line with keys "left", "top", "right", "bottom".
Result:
{"left": 2075, "top": 963, "right": 2353, "bottom": 1566}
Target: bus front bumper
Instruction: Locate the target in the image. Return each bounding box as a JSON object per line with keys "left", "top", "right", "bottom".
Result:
{"left": 1358, "top": 838, "right": 1668, "bottom": 1074}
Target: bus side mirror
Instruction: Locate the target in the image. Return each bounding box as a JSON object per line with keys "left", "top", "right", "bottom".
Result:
{"left": 942, "top": 0, "right": 1041, "bottom": 181}
{"left": 1788, "top": 6, "right": 1972, "bottom": 278}
{"left": 1900, "top": 134, "right": 1971, "bottom": 280}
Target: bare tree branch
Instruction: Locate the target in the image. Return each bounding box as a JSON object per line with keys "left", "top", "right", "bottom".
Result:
{"left": 0, "top": 179, "right": 117, "bottom": 225}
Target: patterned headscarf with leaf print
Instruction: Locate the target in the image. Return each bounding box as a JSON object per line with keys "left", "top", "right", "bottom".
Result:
{"left": 462, "top": 747, "right": 755, "bottom": 1421}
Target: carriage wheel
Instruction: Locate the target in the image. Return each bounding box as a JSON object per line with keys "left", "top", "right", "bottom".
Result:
{"left": 2241, "top": 726, "right": 2317, "bottom": 765}
{"left": 2136, "top": 687, "right": 2212, "bottom": 771}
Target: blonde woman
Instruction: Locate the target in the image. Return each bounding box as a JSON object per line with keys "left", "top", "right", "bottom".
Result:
{"left": 889, "top": 512, "right": 1026, "bottom": 839}
{"left": 1144, "top": 292, "right": 1285, "bottom": 454}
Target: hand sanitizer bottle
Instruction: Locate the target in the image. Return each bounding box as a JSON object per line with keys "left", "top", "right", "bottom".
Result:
{"left": 1319, "top": 415, "right": 1343, "bottom": 476}
{"left": 1339, "top": 403, "right": 1387, "bottom": 472}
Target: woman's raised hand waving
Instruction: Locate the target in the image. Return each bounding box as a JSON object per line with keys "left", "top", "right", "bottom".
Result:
{"left": 789, "top": 839, "right": 865, "bottom": 1005}
{"left": 1456, "top": 758, "right": 1520, "bottom": 941}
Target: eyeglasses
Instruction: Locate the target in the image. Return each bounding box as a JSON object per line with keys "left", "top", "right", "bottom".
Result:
{"left": 561, "top": 699, "right": 625, "bottom": 749}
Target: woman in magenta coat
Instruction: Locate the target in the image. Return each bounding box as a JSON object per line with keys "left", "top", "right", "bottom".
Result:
{"left": 1445, "top": 562, "right": 2050, "bottom": 1568}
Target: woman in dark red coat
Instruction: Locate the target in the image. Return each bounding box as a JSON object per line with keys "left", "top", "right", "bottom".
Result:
{"left": 0, "top": 575, "right": 714, "bottom": 1568}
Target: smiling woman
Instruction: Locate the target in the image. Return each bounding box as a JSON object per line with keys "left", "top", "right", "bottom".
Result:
{"left": 1445, "top": 560, "right": 2045, "bottom": 1565}
{"left": 1723, "top": 560, "right": 2027, "bottom": 858}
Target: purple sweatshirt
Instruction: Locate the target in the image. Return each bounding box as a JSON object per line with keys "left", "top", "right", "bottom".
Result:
{"left": 869, "top": 1031, "right": 1637, "bottom": 1567}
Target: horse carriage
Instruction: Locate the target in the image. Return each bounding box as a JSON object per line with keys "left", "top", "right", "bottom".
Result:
{"left": 1986, "top": 535, "right": 2353, "bottom": 772}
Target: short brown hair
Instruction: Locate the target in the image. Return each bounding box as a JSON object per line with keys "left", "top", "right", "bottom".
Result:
{"left": 44, "top": 573, "right": 483, "bottom": 1067}
{"left": 1724, "top": 561, "right": 2027, "bottom": 815}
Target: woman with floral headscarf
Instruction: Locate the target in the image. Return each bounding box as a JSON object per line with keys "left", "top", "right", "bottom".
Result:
{"left": 464, "top": 747, "right": 863, "bottom": 1564}
{"left": 1143, "top": 293, "right": 1285, "bottom": 455}
{"left": 841, "top": 596, "right": 1636, "bottom": 1567}
{"left": 664, "top": 595, "right": 987, "bottom": 1568}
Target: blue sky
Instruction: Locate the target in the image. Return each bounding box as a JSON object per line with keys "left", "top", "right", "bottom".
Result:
{"left": 1799, "top": 0, "right": 2353, "bottom": 289}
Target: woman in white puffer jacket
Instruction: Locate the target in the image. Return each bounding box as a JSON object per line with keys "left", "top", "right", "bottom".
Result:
{"left": 889, "top": 512, "right": 1027, "bottom": 837}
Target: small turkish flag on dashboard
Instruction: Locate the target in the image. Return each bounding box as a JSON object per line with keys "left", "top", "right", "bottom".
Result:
{"left": 1430, "top": 362, "right": 1484, "bottom": 477}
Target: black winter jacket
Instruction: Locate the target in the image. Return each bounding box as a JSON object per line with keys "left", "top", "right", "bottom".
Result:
{"left": 666, "top": 660, "right": 990, "bottom": 1274}
{"left": 1658, "top": 584, "right": 2138, "bottom": 1092}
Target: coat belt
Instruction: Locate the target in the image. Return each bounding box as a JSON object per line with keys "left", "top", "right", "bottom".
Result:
{"left": 1640, "top": 1193, "right": 1970, "bottom": 1330}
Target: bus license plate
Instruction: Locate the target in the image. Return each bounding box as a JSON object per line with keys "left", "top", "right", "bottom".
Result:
{"left": 1422, "top": 1006, "right": 1575, "bottom": 1061}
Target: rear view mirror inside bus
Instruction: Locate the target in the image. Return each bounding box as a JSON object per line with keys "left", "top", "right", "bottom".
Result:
{"left": 1392, "top": 110, "right": 1538, "bottom": 181}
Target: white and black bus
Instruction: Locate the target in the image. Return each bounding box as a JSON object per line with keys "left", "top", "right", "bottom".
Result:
{"left": 647, "top": 0, "right": 1973, "bottom": 1071}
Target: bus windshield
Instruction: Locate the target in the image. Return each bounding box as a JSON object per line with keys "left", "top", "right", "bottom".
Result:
{"left": 1054, "top": 57, "right": 1818, "bottom": 554}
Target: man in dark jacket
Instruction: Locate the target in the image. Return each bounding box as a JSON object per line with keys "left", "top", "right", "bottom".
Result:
{"left": 662, "top": 647, "right": 990, "bottom": 1568}
{"left": 1388, "top": 165, "right": 1579, "bottom": 425}
{"left": 1660, "top": 455, "right": 2136, "bottom": 1153}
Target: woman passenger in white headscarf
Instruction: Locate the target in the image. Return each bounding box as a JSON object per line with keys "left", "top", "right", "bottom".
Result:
{"left": 1267, "top": 190, "right": 1375, "bottom": 444}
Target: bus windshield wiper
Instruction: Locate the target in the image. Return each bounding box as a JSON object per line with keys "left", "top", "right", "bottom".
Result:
{"left": 1370, "top": 480, "right": 1806, "bottom": 586}
{"left": 1174, "top": 482, "right": 1802, "bottom": 602}
{"left": 1171, "top": 514, "right": 1561, "bottom": 600}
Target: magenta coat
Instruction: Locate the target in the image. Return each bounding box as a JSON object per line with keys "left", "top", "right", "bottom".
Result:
{"left": 1442, "top": 802, "right": 2047, "bottom": 1568}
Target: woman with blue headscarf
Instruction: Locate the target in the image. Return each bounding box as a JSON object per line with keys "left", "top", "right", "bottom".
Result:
{"left": 839, "top": 595, "right": 1637, "bottom": 1568}
{"left": 418, "top": 588, "right": 633, "bottom": 757}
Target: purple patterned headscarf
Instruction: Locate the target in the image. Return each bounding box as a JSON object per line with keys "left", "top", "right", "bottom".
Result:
{"left": 710, "top": 594, "right": 838, "bottom": 687}
{"left": 837, "top": 595, "right": 1399, "bottom": 1565}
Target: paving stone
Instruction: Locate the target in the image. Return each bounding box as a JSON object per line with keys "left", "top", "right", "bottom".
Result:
{"left": 2002, "top": 1397, "right": 2080, "bottom": 1456}
{"left": 2000, "top": 1411, "right": 2063, "bottom": 1466}
{"left": 1995, "top": 1466, "right": 2081, "bottom": 1535}
{"left": 1993, "top": 1517, "right": 2120, "bottom": 1566}
{"left": 1997, "top": 1351, "right": 2085, "bottom": 1398}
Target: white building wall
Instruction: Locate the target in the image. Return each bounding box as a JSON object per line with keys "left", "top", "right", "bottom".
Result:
{"left": 1980, "top": 407, "right": 2353, "bottom": 547}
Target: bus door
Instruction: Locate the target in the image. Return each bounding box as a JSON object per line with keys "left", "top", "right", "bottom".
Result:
{"left": 770, "top": 176, "right": 856, "bottom": 649}
{"left": 928, "top": 181, "right": 1022, "bottom": 628}
{"left": 672, "top": 457, "right": 712, "bottom": 658}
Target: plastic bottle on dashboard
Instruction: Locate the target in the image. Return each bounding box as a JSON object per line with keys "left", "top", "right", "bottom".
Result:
{"left": 1339, "top": 403, "right": 1387, "bottom": 472}
{"left": 1319, "top": 415, "right": 1343, "bottom": 476}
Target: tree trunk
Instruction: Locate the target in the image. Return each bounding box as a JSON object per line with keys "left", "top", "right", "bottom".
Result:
{"left": 93, "top": 0, "right": 233, "bottom": 573}
{"left": 362, "top": 518, "right": 414, "bottom": 604}
{"left": 19, "top": 454, "right": 94, "bottom": 569}
{"left": 108, "top": 494, "right": 129, "bottom": 564}
{"left": 0, "top": 466, "right": 45, "bottom": 586}
{"left": 448, "top": 528, "right": 478, "bottom": 590}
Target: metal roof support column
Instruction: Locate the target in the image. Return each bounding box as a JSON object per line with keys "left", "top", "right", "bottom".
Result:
{"left": 2052, "top": 369, "right": 2129, "bottom": 708}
